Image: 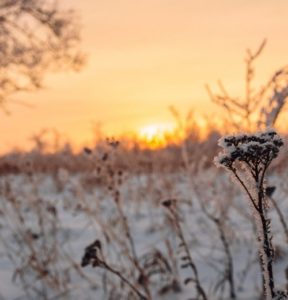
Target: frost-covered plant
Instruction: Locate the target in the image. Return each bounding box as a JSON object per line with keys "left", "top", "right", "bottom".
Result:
{"left": 81, "top": 239, "right": 148, "bottom": 300}
{"left": 215, "top": 129, "right": 284, "bottom": 299}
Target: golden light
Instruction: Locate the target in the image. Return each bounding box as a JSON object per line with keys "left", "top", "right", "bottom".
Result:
{"left": 137, "top": 123, "right": 176, "bottom": 149}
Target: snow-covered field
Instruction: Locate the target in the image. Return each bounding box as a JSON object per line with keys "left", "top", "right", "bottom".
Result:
{"left": 0, "top": 166, "right": 287, "bottom": 300}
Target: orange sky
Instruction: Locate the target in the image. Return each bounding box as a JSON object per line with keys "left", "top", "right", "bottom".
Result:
{"left": 1, "top": 0, "right": 288, "bottom": 152}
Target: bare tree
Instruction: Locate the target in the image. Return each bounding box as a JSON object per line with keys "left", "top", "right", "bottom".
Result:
{"left": 206, "top": 40, "right": 288, "bottom": 131}
{"left": 0, "top": 0, "right": 84, "bottom": 109}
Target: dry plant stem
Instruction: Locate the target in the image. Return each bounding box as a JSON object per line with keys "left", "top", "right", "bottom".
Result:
{"left": 245, "top": 40, "right": 267, "bottom": 126}
{"left": 232, "top": 172, "right": 266, "bottom": 293}
{"left": 194, "top": 182, "right": 237, "bottom": 299}
{"left": 231, "top": 167, "right": 275, "bottom": 299}
{"left": 81, "top": 241, "right": 147, "bottom": 300}
{"left": 177, "top": 224, "right": 207, "bottom": 300}
{"left": 3, "top": 201, "right": 64, "bottom": 299}
{"left": 63, "top": 252, "right": 100, "bottom": 288}
{"left": 165, "top": 239, "right": 182, "bottom": 288}
{"left": 89, "top": 253, "right": 148, "bottom": 300}
{"left": 215, "top": 130, "right": 284, "bottom": 298}
{"left": 255, "top": 166, "right": 275, "bottom": 300}
{"left": 114, "top": 199, "right": 152, "bottom": 300}
{"left": 103, "top": 263, "right": 148, "bottom": 300}
{"left": 207, "top": 39, "right": 288, "bottom": 131}
{"left": 168, "top": 207, "right": 207, "bottom": 300}
{"left": 201, "top": 205, "right": 236, "bottom": 299}
{"left": 193, "top": 176, "right": 236, "bottom": 298}
{"left": 107, "top": 147, "right": 151, "bottom": 298}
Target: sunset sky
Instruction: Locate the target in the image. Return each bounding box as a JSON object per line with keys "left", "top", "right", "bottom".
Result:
{"left": 1, "top": 0, "right": 288, "bottom": 152}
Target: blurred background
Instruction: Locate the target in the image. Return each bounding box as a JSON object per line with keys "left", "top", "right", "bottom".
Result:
{"left": 1, "top": 0, "right": 288, "bottom": 153}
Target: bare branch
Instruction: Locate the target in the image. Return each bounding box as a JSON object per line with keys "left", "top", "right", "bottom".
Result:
{"left": 0, "top": 0, "right": 85, "bottom": 108}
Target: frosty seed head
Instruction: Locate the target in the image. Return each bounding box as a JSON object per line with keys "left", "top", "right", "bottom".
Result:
{"left": 214, "top": 129, "right": 283, "bottom": 169}
{"left": 81, "top": 239, "right": 102, "bottom": 268}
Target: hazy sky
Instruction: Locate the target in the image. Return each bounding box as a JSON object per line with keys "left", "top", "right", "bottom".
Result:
{"left": 1, "top": 0, "right": 288, "bottom": 152}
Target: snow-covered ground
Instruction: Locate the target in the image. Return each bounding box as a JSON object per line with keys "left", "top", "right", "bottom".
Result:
{"left": 0, "top": 168, "right": 287, "bottom": 300}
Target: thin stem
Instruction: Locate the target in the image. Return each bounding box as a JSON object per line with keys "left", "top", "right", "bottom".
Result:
{"left": 231, "top": 168, "right": 259, "bottom": 212}
{"left": 114, "top": 197, "right": 152, "bottom": 299}
{"left": 215, "top": 219, "right": 236, "bottom": 299}
{"left": 104, "top": 263, "right": 148, "bottom": 300}
{"left": 198, "top": 199, "right": 236, "bottom": 298}
{"left": 170, "top": 209, "right": 208, "bottom": 300}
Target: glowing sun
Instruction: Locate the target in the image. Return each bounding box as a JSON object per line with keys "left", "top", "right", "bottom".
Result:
{"left": 137, "top": 123, "right": 175, "bottom": 149}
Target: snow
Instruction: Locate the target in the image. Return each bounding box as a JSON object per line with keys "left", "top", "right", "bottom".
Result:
{"left": 0, "top": 168, "right": 287, "bottom": 299}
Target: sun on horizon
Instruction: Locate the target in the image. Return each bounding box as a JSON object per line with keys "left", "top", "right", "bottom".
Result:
{"left": 137, "top": 123, "right": 177, "bottom": 149}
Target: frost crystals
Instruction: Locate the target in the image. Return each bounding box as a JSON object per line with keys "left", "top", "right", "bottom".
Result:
{"left": 215, "top": 129, "right": 285, "bottom": 300}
